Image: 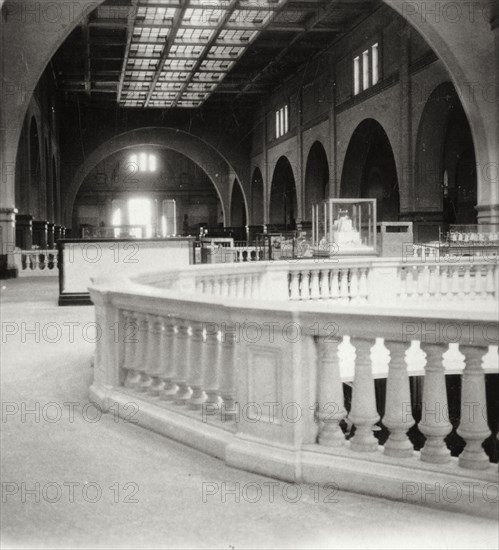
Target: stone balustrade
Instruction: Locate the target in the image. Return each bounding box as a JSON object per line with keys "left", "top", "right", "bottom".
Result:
{"left": 89, "top": 258, "right": 498, "bottom": 518}
{"left": 13, "top": 250, "right": 58, "bottom": 276}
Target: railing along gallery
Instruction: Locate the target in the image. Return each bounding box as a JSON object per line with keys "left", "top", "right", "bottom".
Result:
{"left": 13, "top": 250, "right": 58, "bottom": 276}
{"left": 89, "top": 257, "right": 498, "bottom": 517}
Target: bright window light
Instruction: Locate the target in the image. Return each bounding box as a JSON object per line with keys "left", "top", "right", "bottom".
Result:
{"left": 149, "top": 154, "right": 157, "bottom": 172}
{"left": 372, "top": 43, "right": 379, "bottom": 85}
{"left": 130, "top": 154, "right": 138, "bottom": 170}
{"left": 275, "top": 110, "right": 280, "bottom": 138}
{"left": 284, "top": 105, "right": 288, "bottom": 133}
{"left": 112, "top": 207, "right": 122, "bottom": 238}
{"left": 139, "top": 153, "right": 148, "bottom": 172}
{"left": 362, "top": 50, "right": 369, "bottom": 91}
{"left": 280, "top": 107, "right": 285, "bottom": 136}
{"left": 128, "top": 198, "right": 153, "bottom": 237}
{"left": 353, "top": 56, "right": 360, "bottom": 95}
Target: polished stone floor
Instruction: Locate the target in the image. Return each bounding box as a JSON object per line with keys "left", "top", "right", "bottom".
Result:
{"left": 1, "top": 278, "right": 497, "bottom": 550}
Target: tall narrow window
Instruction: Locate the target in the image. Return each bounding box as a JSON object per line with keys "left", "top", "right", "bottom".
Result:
{"left": 353, "top": 56, "right": 360, "bottom": 96}
{"left": 276, "top": 110, "right": 280, "bottom": 138}
{"left": 149, "top": 154, "right": 157, "bottom": 172}
{"left": 128, "top": 198, "right": 153, "bottom": 237}
{"left": 112, "top": 208, "right": 122, "bottom": 238}
{"left": 139, "top": 153, "right": 148, "bottom": 172}
{"left": 284, "top": 104, "right": 289, "bottom": 134}
{"left": 280, "top": 107, "right": 285, "bottom": 137}
{"left": 372, "top": 43, "right": 379, "bottom": 86}
{"left": 130, "top": 154, "right": 138, "bottom": 170}
{"left": 362, "top": 50, "right": 370, "bottom": 91}
{"left": 275, "top": 104, "right": 289, "bottom": 139}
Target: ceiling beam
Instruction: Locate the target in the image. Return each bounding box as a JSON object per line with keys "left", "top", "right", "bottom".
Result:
{"left": 171, "top": 0, "right": 240, "bottom": 107}
{"left": 117, "top": 0, "right": 139, "bottom": 102}
{"left": 144, "top": 0, "right": 190, "bottom": 107}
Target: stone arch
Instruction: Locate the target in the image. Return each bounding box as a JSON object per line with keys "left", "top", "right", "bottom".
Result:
{"left": 340, "top": 119, "right": 400, "bottom": 221}
{"left": 414, "top": 82, "right": 477, "bottom": 225}
{"left": 251, "top": 167, "right": 264, "bottom": 225}
{"left": 269, "top": 156, "right": 297, "bottom": 230}
{"left": 65, "top": 127, "right": 246, "bottom": 227}
{"left": 304, "top": 141, "right": 329, "bottom": 221}
{"left": 230, "top": 179, "right": 247, "bottom": 227}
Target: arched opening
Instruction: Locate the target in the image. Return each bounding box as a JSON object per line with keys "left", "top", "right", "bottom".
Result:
{"left": 230, "top": 179, "right": 247, "bottom": 228}
{"left": 29, "top": 117, "right": 41, "bottom": 219}
{"left": 304, "top": 141, "right": 329, "bottom": 221}
{"left": 73, "top": 148, "right": 222, "bottom": 238}
{"left": 415, "top": 82, "right": 477, "bottom": 228}
{"left": 340, "top": 119, "right": 399, "bottom": 222}
{"left": 251, "top": 168, "right": 264, "bottom": 225}
{"left": 269, "top": 156, "right": 297, "bottom": 231}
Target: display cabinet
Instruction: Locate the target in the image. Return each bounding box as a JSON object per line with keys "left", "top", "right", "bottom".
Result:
{"left": 312, "top": 198, "right": 377, "bottom": 255}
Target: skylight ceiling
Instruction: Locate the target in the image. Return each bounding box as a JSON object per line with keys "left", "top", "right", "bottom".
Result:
{"left": 120, "top": 0, "right": 285, "bottom": 108}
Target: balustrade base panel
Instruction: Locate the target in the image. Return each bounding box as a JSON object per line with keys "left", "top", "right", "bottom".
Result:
{"left": 88, "top": 382, "right": 498, "bottom": 520}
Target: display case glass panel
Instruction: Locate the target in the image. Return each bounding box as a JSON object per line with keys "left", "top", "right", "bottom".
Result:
{"left": 312, "top": 198, "right": 377, "bottom": 255}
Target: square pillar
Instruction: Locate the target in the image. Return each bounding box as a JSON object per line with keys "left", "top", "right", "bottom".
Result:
{"left": 32, "top": 220, "right": 48, "bottom": 249}
{"left": 1, "top": 207, "right": 19, "bottom": 278}
{"left": 15, "top": 214, "right": 33, "bottom": 250}
{"left": 47, "top": 222, "right": 55, "bottom": 249}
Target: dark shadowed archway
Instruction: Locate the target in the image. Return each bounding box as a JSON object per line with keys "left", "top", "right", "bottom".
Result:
{"left": 251, "top": 168, "right": 264, "bottom": 225}
{"left": 304, "top": 141, "right": 329, "bottom": 221}
{"left": 230, "top": 179, "right": 247, "bottom": 227}
{"left": 415, "top": 82, "right": 477, "bottom": 226}
{"left": 269, "top": 156, "right": 297, "bottom": 230}
{"left": 340, "top": 119, "right": 399, "bottom": 221}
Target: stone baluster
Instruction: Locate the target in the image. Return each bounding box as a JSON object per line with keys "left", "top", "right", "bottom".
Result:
{"left": 348, "top": 338, "right": 379, "bottom": 452}
{"left": 415, "top": 266, "right": 425, "bottom": 299}
{"left": 235, "top": 276, "right": 244, "bottom": 299}
{"left": 427, "top": 265, "right": 438, "bottom": 300}
{"left": 358, "top": 268, "right": 368, "bottom": 303}
{"left": 317, "top": 339, "right": 347, "bottom": 446}
{"left": 301, "top": 271, "right": 311, "bottom": 300}
{"left": 125, "top": 312, "right": 146, "bottom": 388}
{"left": 485, "top": 264, "right": 495, "bottom": 297}
{"left": 382, "top": 340, "right": 415, "bottom": 457}
{"left": 459, "top": 265, "right": 470, "bottom": 299}
{"left": 329, "top": 270, "right": 340, "bottom": 300}
{"left": 202, "top": 329, "right": 221, "bottom": 412}
{"left": 136, "top": 315, "right": 153, "bottom": 392}
{"left": 339, "top": 269, "right": 349, "bottom": 303}
{"left": 477, "top": 266, "right": 488, "bottom": 299}
{"left": 160, "top": 320, "right": 179, "bottom": 400}
{"left": 418, "top": 343, "right": 452, "bottom": 463}
{"left": 218, "top": 328, "right": 237, "bottom": 421}
{"left": 421, "top": 266, "right": 431, "bottom": 300}
{"left": 220, "top": 276, "right": 229, "bottom": 297}
{"left": 289, "top": 271, "right": 300, "bottom": 300}
{"left": 187, "top": 322, "right": 207, "bottom": 409}
{"left": 310, "top": 269, "right": 320, "bottom": 300}
{"left": 450, "top": 265, "right": 460, "bottom": 300}
{"left": 456, "top": 345, "right": 491, "bottom": 470}
{"left": 439, "top": 266, "right": 450, "bottom": 300}
{"left": 227, "top": 276, "right": 235, "bottom": 298}
{"left": 172, "top": 321, "right": 192, "bottom": 405}
{"left": 406, "top": 266, "right": 415, "bottom": 300}
{"left": 398, "top": 268, "right": 408, "bottom": 300}
{"left": 146, "top": 316, "right": 166, "bottom": 396}
{"left": 349, "top": 268, "right": 360, "bottom": 303}
{"left": 120, "top": 311, "right": 140, "bottom": 387}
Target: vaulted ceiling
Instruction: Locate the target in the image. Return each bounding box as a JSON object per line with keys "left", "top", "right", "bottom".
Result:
{"left": 52, "top": 0, "right": 379, "bottom": 109}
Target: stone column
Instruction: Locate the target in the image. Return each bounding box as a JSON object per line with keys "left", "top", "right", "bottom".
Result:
{"left": 0, "top": 207, "right": 18, "bottom": 278}
{"left": 32, "top": 220, "right": 48, "bottom": 249}
{"left": 15, "top": 214, "right": 33, "bottom": 250}
{"left": 47, "top": 222, "right": 55, "bottom": 249}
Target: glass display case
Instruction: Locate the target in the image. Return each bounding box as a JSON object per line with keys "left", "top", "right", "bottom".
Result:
{"left": 442, "top": 224, "right": 499, "bottom": 246}
{"left": 312, "top": 198, "right": 377, "bottom": 256}
{"left": 255, "top": 232, "right": 314, "bottom": 260}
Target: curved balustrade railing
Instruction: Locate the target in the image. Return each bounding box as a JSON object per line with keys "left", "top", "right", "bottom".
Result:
{"left": 89, "top": 258, "right": 498, "bottom": 518}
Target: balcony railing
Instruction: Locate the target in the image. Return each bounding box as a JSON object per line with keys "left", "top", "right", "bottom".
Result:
{"left": 13, "top": 250, "right": 59, "bottom": 276}
{"left": 89, "top": 257, "right": 498, "bottom": 518}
